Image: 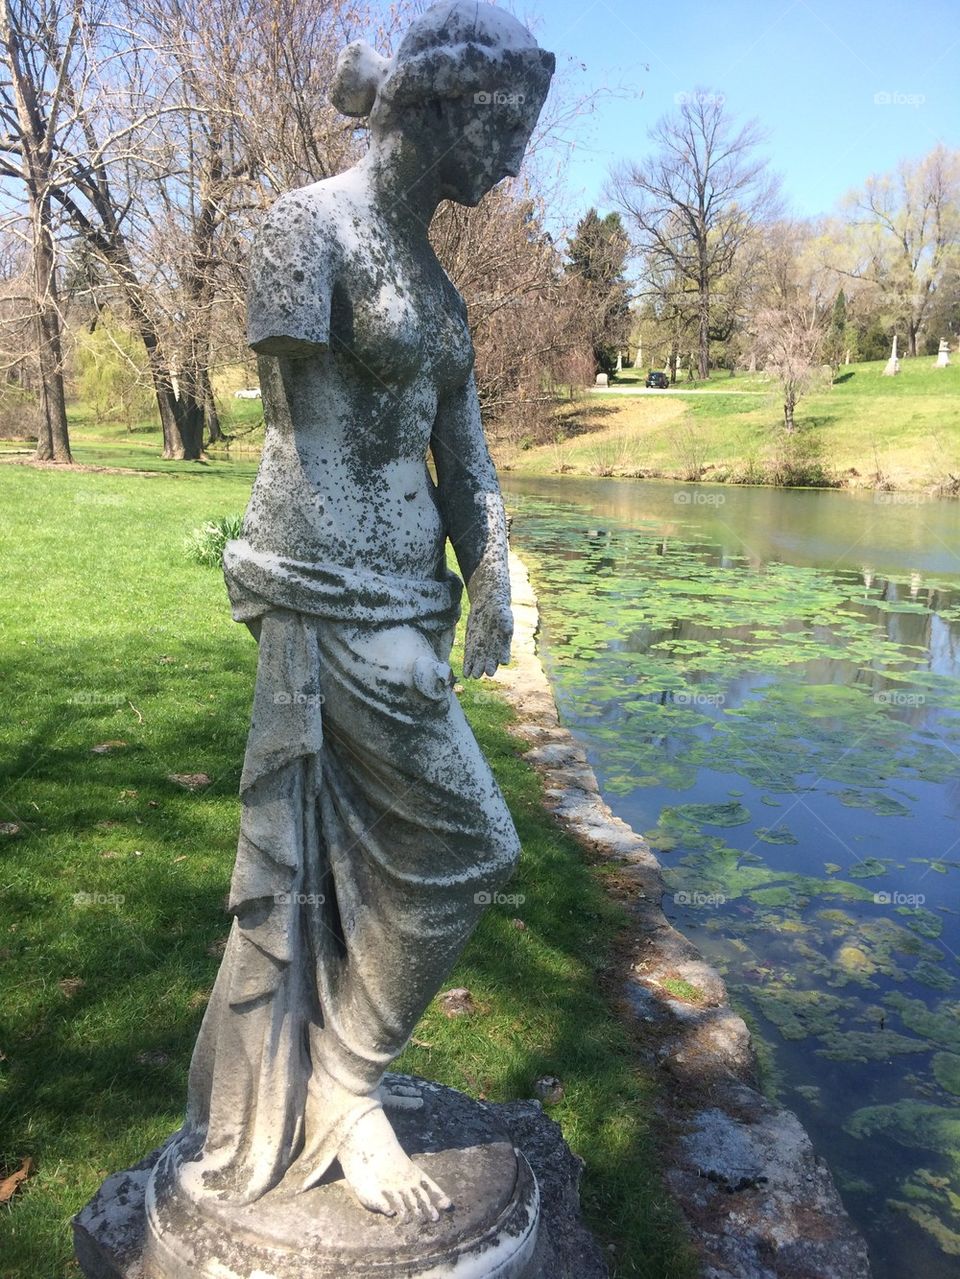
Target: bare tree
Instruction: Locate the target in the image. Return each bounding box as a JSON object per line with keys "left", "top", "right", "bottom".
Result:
{"left": 431, "top": 185, "right": 578, "bottom": 450}
{"left": 837, "top": 145, "right": 960, "bottom": 356}
{"left": 0, "top": 0, "right": 85, "bottom": 460}
{"left": 612, "top": 90, "right": 780, "bottom": 379}
{"left": 760, "top": 302, "right": 824, "bottom": 431}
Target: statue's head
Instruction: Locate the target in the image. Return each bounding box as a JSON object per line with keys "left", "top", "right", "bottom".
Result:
{"left": 331, "top": 2, "right": 555, "bottom": 207}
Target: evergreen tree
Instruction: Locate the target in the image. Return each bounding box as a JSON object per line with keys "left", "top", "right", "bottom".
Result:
{"left": 566, "top": 209, "right": 632, "bottom": 374}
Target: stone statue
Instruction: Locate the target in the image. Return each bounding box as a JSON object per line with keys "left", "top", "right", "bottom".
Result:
{"left": 74, "top": 6, "right": 558, "bottom": 1279}
{"left": 883, "top": 333, "right": 900, "bottom": 375}
{"left": 935, "top": 337, "right": 951, "bottom": 368}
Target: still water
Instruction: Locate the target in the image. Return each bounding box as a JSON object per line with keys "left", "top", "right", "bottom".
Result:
{"left": 502, "top": 476, "right": 960, "bottom": 1279}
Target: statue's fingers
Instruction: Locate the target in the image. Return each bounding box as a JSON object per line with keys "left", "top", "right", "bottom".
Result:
{"left": 484, "top": 654, "right": 498, "bottom": 677}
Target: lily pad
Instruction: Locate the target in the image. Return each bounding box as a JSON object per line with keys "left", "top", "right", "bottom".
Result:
{"left": 755, "top": 825, "right": 799, "bottom": 845}
{"left": 933, "top": 1053, "right": 960, "bottom": 1097}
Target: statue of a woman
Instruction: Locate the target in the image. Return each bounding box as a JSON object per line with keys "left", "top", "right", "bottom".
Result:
{"left": 162, "top": 0, "right": 554, "bottom": 1235}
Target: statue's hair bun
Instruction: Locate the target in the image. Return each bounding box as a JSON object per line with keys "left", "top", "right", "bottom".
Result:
{"left": 330, "top": 41, "right": 391, "bottom": 117}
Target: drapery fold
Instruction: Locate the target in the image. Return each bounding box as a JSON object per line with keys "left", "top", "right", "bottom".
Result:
{"left": 179, "top": 540, "right": 519, "bottom": 1204}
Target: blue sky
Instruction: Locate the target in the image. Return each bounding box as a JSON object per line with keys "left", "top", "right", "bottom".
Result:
{"left": 529, "top": 0, "right": 959, "bottom": 221}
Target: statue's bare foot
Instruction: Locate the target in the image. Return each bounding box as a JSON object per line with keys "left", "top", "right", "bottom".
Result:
{"left": 339, "top": 1104, "right": 453, "bottom": 1221}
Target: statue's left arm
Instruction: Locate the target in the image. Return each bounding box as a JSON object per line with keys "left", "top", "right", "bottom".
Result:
{"left": 431, "top": 370, "right": 513, "bottom": 679}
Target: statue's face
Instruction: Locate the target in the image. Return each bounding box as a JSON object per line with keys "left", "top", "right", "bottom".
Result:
{"left": 432, "top": 91, "right": 545, "bottom": 206}
{"left": 389, "top": 77, "right": 549, "bottom": 209}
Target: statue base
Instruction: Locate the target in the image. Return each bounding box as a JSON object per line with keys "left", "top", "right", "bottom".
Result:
{"left": 74, "top": 1076, "right": 607, "bottom": 1279}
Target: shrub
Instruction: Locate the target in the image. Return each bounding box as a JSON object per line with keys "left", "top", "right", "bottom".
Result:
{"left": 769, "top": 428, "right": 838, "bottom": 488}
{"left": 184, "top": 513, "right": 245, "bottom": 567}
{"left": 0, "top": 388, "right": 41, "bottom": 441}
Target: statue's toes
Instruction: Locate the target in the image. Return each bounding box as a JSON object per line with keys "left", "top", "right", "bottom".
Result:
{"left": 379, "top": 1082, "right": 424, "bottom": 1111}
{"left": 421, "top": 1171, "right": 453, "bottom": 1212}
{"left": 365, "top": 1187, "right": 398, "bottom": 1217}
{"left": 412, "top": 1182, "right": 440, "bottom": 1221}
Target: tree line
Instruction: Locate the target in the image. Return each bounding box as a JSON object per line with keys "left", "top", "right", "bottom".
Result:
{"left": 0, "top": 0, "right": 611, "bottom": 463}
{"left": 575, "top": 92, "right": 959, "bottom": 428}
{"left": 1, "top": 4, "right": 957, "bottom": 463}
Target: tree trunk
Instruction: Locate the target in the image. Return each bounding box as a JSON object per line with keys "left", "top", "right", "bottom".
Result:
{"left": 202, "top": 365, "right": 223, "bottom": 444}
{"left": 31, "top": 199, "right": 71, "bottom": 463}
{"left": 784, "top": 397, "right": 795, "bottom": 432}
{"left": 697, "top": 288, "right": 710, "bottom": 380}
{"left": 908, "top": 321, "right": 919, "bottom": 358}
{"left": 131, "top": 315, "right": 204, "bottom": 460}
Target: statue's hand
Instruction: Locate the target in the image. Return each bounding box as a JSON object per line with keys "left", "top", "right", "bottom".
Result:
{"left": 463, "top": 579, "right": 513, "bottom": 679}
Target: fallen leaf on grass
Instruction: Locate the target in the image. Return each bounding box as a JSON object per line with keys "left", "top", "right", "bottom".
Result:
{"left": 0, "top": 822, "right": 21, "bottom": 837}
{"left": 533, "top": 1075, "right": 565, "bottom": 1105}
{"left": 438, "top": 987, "right": 475, "bottom": 1018}
{"left": 99, "top": 850, "right": 122, "bottom": 859}
{"left": 167, "top": 773, "right": 211, "bottom": 791}
{"left": 58, "top": 977, "right": 85, "bottom": 998}
{"left": 0, "top": 1157, "right": 33, "bottom": 1203}
{"left": 173, "top": 855, "right": 187, "bottom": 864}
{"left": 136, "top": 1050, "right": 170, "bottom": 1068}
{"left": 91, "top": 741, "right": 128, "bottom": 754}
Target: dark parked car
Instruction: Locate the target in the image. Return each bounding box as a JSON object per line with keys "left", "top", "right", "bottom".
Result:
{"left": 645, "top": 370, "right": 669, "bottom": 389}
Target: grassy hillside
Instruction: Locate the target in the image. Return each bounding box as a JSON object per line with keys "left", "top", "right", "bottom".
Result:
{"left": 1, "top": 355, "right": 956, "bottom": 491}
{"left": 506, "top": 357, "right": 960, "bottom": 491}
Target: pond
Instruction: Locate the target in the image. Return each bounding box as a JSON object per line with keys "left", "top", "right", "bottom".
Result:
{"left": 502, "top": 475, "right": 960, "bottom": 1279}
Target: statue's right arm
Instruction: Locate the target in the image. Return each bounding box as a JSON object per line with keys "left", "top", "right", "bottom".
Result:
{"left": 246, "top": 192, "right": 337, "bottom": 358}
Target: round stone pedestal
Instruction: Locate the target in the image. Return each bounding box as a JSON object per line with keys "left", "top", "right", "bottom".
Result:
{"left": 137, "top": 1075, "right": 539, "bottom": 1279}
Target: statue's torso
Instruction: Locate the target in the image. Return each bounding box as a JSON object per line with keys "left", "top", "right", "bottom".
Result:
{"left": 243, "top": 179, "right": 473, "bottom": 580}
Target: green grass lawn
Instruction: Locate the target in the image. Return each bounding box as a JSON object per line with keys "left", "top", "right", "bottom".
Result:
{"left": 0, "top": 387, "right": 265, "bottom": 474}
{"left": 511, "top": 357, "right": 960, "bottom": 488}
{"left": 0, "top": 464, "right": 695, "bottom": 1278}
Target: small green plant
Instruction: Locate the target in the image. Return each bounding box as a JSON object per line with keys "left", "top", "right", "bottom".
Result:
{"left": 184, "top": 513, "right": 245, "bottom": 567}
{"left": 660, "top": 975, "right": 706, "bottom": 1003}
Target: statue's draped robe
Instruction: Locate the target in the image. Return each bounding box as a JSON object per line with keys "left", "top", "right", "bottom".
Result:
{"left": 179, "top": 542, "right": 520, "bottom": 1203}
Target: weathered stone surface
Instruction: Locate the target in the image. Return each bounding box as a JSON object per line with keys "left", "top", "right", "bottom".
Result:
{"left": 74, "top": 1082, "right": 604, "bottom": 1279}
{"left": 498, "top": 1101, "right": 608, "bottom": 1279}
{"left": 666, "top": 1091, "right": 870, "bottom": 1279}
{"left": 493, "top": 553, "right": 872, "bottom": 1279}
